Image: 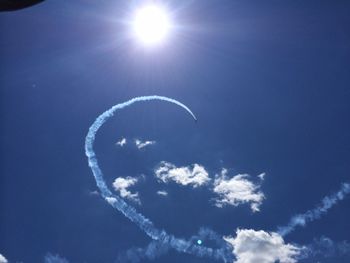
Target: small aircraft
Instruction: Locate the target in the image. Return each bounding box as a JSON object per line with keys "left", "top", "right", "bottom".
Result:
{"left": 0, "top": 0, "right": 45, "bottom": 12}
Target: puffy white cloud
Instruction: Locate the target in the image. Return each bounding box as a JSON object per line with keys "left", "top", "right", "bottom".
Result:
{"left": 116, "top": 137, "right": 127, "bottom": 147}
{"left": 155, "top": 161, "right": 210, "bottom": 187}
{"left": 0, "top": 254, "right": 8, "bottom": 263}
{"left": 154, "top": 164, "right": 266, "bottom": 211}
{"left": 112, "top": 176, "right": 140, "bottom": 203}
{"left": 157, "top": 190, "right": 168, "bottom": 196}
{"left": 224, "top": 229, "right": 300, "bottom": 263}
{"left": 213, "top": 169, "right": 264, "bottom": 212}
{"left": 135, "top": 139, "right": 156, "bottom": 149}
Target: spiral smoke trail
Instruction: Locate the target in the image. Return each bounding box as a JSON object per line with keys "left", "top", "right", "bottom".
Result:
{"left": 84, "top": 96, "right": 234, "bottom": 262}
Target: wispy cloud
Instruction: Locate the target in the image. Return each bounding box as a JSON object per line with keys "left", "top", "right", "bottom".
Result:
{"left": 258, "top": 172, "right": 266, "bottom": 180}
{"left": 135, "top": 139, "right": 156, "bottom": 149}
{"left": 112, "top": 176, "right": 141, "bottom": 204}
{"left": 117, "top": 240, "right": 170, "bottom": 263}
{"left": 213, "top": 169, "right": 265, "bottom": 212}
{"left": 116, "top": 137, "right": 127, "bottom": 147}
{"left": 44, "top": 253, "right": 69, "bottom": 263}
{"left": 89, "top": 190, "right": 100, "bottom": 196}
{"left": 157, "top": 190, "right": 168, "bottom": 197}
{"left": 154, "top": 161, "right": 211, "bottom": 187}
{"left": 277, "top": 182, "right": 350, "bottom": 236}
{"left": 299, "top": 236, "right": 350, "bottom": 261}
{"left": 0, "top": 254, "right": 8, "bottom": 263}
{"left": 224, "top": 229, "right": 300, "bottom": 263}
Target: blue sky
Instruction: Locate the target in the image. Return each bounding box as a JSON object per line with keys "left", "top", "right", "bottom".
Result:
{"left": 0, "top": 1, "right": 349, "bottom": 262}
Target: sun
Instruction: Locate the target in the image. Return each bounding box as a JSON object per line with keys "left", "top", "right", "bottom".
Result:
{"left": 132, "top": 5, "right": 171, "bottom": 45}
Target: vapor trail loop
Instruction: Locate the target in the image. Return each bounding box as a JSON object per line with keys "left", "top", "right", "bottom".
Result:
{"left": 85, "top": 96, "right": 233, "bottom": 262}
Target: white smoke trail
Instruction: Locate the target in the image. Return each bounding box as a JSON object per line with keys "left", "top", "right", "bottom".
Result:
{"left": 85, "top": 96, "right": 233, "bottom": 262}
{"left": 117, "top": 227, "right": 233, "bottom": 263}
{"left": 277, "top": 182, "right": 350, "bottom": 236}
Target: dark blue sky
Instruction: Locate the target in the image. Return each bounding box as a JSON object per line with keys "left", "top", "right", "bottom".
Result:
{"left": 1, "top": 1, "right": 349, "bottom": 262}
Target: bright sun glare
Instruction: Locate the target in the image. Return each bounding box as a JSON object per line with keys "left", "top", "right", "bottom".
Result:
{"left": 132, "top": 5, "right": 171, "bottom": 45}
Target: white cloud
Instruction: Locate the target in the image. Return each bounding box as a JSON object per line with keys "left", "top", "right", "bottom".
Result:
{"left": 155, "top": 161, "right": 210, "bottom": 187}
{"left": 116, "top": 137, "right": 127, "bottom": 147}
{"left": 105, "top": 196, "right": 117, "bottom": 205}
{"left": 258, "top": 172, "right": 266, "bottom": 180}
{"left": 0, "top": 254, "right": 8, "bottom": 263}
{"left": 224, "top": 229, "right": 300, "bottom": 263}
{"left": 135, "top": 139, "right": 156, "bottom": 149}
{"left": 213, "top": 169, "right": 264, "bottom": 212}
{"left": 112, "top": 176, "right": 140, "bottom": 204}
{"left": 157, "top": 190, "right": 168, "bottom": 196}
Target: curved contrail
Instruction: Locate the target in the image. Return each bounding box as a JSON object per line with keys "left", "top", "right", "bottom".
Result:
{"left": 85, "top": 96, "right": 233, "bottom": 262}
